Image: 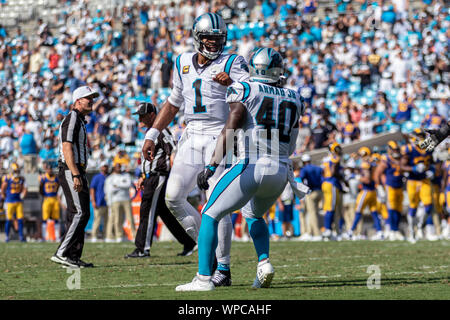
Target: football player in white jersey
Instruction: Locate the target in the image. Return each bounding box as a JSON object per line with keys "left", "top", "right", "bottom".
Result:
{"left": 142, "top": 13, "right": 249, "bottom": 286}
{"left": 175, "top": 48, "right": 308, "bottom": 291}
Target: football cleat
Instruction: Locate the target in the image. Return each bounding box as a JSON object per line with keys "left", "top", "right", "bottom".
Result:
{"left": 252, "top": 259, "right": 274, "bottom": 288}
{"left": 393, "top": 231, "right": 405, "bottom": 241}
{"left": 124, "top": 249, "right": 150, "bottom": 258}
{"left": 177, "top": 244, "right": 198, "bottom": 257}
{"left": 50, "top": 255, "right": 80, "bottom": 268}
{"left": 370, "top": 231, "right": 385, "bottom": 241}
{"left": 407, "top": 236, "right": 417, "bottom": 244}
{"left": 76, "top": 259, "right": 94, "bottom": 268}
{"left": 416, "top": 229, "right": 424, "bottom": 240}
{"left": 175, "top": 274, "right": 215, "bottom": 292}
{"left": 211, "top": 269, "right": 232, "bottom": 287}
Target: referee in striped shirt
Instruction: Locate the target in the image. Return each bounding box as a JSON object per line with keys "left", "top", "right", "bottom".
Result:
{"left": 125, "top": 103, "right": 197, "bottom": 258}
{"left": 51, "top": 86, "right": 98, "bottom": 268}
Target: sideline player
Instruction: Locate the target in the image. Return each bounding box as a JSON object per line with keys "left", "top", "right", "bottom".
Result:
{"left": 401, "top": 129, "right": 434, "bottom": 243}
{"left": 321, "top": 142, "right": 346, "bottom": 240}
{"left": 347, "top": 147, "right": 384, "bottom": 240}
{"left": 142, "top": 13, "right": 249, "bottom": 286}
{"left": 2, "top": 163, "right": 27, "bottom": 242}
{"left": 175, "top": 47, "right": 307, "bottom": 291}
{"left": 374, "top": 141, "right": 405, "bottom": 240}
{"left": 40, "top": 162, "right": 61, "bottom": 242}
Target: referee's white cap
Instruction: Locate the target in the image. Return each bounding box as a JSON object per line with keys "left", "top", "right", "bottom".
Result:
{"left": 72, "top": 86, "right": 99, "bottom": 103}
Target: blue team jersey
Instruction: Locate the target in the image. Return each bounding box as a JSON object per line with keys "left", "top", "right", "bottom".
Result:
{"left": 39, "top": 174, "right": 59, "bottom": 197}
{"left": 361, "top": 161, "right": 375, "bottom": 190}
{"left": 395, "top": 100, "right": 413, "bottom": 121}
{"left": 401, "top": 144, "right": 433, "bottom": 181}
{"left": 299, "top": 164, "right": 323, "bottom": 191}
{"left": 323, "top": 155, "right": 343, "bottom": 190}
{"left": 2, "top": 175, "right": 25, "bottom": 203}
{"left": 421, "top": 114, "right": 445, "bottom": 130}
{"left": 381, "top": 154, "right": 403, "bottom": 188}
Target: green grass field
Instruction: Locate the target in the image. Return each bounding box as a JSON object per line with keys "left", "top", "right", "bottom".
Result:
{"left": 1, "top": 240, "right": 449, "bottom": 300}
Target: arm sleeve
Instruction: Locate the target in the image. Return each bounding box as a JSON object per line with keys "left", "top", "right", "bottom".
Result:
{"left": 433, "top": 121, "right": 450, "bottom": 144}
{"left": 90, "top": 175, "right": 97, "bottom": 191}
{"left": 225, "top": 82, "right": 246, "bottom": 104}
{"left": 167, "top": 54, "right": 184, "bottom": 108}
{"left": 60, "top": 111, "right": 77, "bottom": 143}
{"left": 228, "top": 55, "right": 250, "bottom": 83}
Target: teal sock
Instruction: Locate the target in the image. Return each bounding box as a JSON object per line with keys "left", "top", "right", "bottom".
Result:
{"left": 217, "top": 262, "right": 230, "bottom": 272}
{"left": 198, "top": 215, "right": 219, "bottom": 276}
{"left": 246, "top": 217, "right": 270, "bottom": 261}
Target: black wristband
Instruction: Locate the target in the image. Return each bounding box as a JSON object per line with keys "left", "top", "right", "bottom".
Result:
{"left": 72, "top": 174, "right": 82, "bottom": 179}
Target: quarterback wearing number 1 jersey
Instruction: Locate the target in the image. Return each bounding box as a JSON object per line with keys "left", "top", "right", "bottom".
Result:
{"left": 143, "top": 13, "right": 249, "bottom": 287}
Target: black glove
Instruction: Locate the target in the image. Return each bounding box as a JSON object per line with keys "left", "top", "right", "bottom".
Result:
{"left": 197, "top": 165, "right": 217, "bottom": 191}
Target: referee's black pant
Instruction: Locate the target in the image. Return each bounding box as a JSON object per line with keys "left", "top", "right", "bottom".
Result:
{"left": 56, "top": 168, "right": 90, "bottom": 260}
{"left": 135, "top": 174, "right": 196, "bottom": 252}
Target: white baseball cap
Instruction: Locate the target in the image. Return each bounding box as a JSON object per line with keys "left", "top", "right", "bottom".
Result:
{"left": 99, "top": 160, "right": 109, "bottom": 167}
{"left": 72, "top": 86, "right": 99, "bottom": 103}
{"left": 301, "top": 154, "right": 311, "bottom": 162}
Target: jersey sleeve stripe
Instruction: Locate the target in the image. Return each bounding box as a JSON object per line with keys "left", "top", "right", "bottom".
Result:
{"left": 240, "top": 81, "right": 251, "bottom": 102}
{"left": 176, "top": 55, "right": 182, "bottom": 81}
{"left": 224, "top": 54, "right": 238, "bottom": 75}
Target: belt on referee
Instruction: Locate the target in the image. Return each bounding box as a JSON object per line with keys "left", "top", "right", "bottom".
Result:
{"left": 142, "top": 171, "right": 169, "bottom": 179}
{"left": 58, "top": 161, "right": 86, "bottom": 172}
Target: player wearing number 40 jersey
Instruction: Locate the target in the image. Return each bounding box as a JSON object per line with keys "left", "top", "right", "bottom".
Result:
{"left": 175, "top": 47, "right": 309, "bottom": 292}
{"left": 143, "top": 13, "right": 249, "bottom": 286}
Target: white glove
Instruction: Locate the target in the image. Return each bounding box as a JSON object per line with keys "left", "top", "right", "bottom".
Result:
{"left": 377, "top": 185, "right": 386, "bottom": 204}
{"left": 287, "top": 160, "right": 311, "bottom": 201}
{"left": 425, "top": 170, "right": 434, "bottom": 179}
{"left": 414, "top": 163, "right": 426, "bottom": 174}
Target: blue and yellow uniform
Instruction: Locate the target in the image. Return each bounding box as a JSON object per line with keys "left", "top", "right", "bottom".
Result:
{"left": 444, "top": 160, "right": 450, "bottom": 214}
{"left": 355, "top": 161, "right": 377, "bottom": 212}
{"left": 381, "top": 154, "right": 404, "bottom": 213}
{"left": 322, "top": 143, "right": 344, "bottom": 235}
{"left": 350, "top": 160, "right": 382, "bottom": 233}
{"left": 2, "top": 170, "right": 26, "bottom": 242}
{"left": 301, "top": 112, "right": 312, "bottom": 127}
{"left": 322, "top": 154, "right": 343, "bottom": 213}
{"left": 342, "top": 122, "right": 359, "bottom": 142}
{"left": 40, "top": 173, "right": 60, "bottom": 221}
{"left": 401, "top": 143, "right": 433, "bottom": 210}
{"left": 421, "top": 113, "right": 445, "bottom": 131}
{"left": 3, "top": 174, "right": 26, "bottom": 220}
{"left": 380, "top": 152, "right": 404, "bottom": 232}
{"left": 395, "top": 98, "right": 414, "bottom": 122}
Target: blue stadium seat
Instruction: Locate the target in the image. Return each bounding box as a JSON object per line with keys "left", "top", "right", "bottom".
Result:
{"left": 402, "top": 121, "right": 414, "bottom": 132}
{"left": 252, "top": 22, "right": 266, "bottom": 40}
{"left": 387, "top": 88, "right": 398, "bottom": 101}
{"left": 411, "top": 114, "right": 420, "bottom": 123}
{"left": 327, "top": 86, "right": 336, "bottom": 97}
{"left": 227, "top": 24, "right": 236, "bottom": 40}
{"left": 349, "top": 82, "right": 360, "bottom": 95}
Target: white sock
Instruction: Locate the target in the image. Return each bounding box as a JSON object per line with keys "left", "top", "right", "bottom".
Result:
{"left": 216, "top": 214, "right": 232, "bottom": 266}
{"left": 42, "top": 221, "right": 47, "bottom": 240}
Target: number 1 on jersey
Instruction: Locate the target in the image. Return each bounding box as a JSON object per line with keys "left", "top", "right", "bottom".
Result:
{"left": 193, "top": 79, "right": 206, "bottom": 113}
